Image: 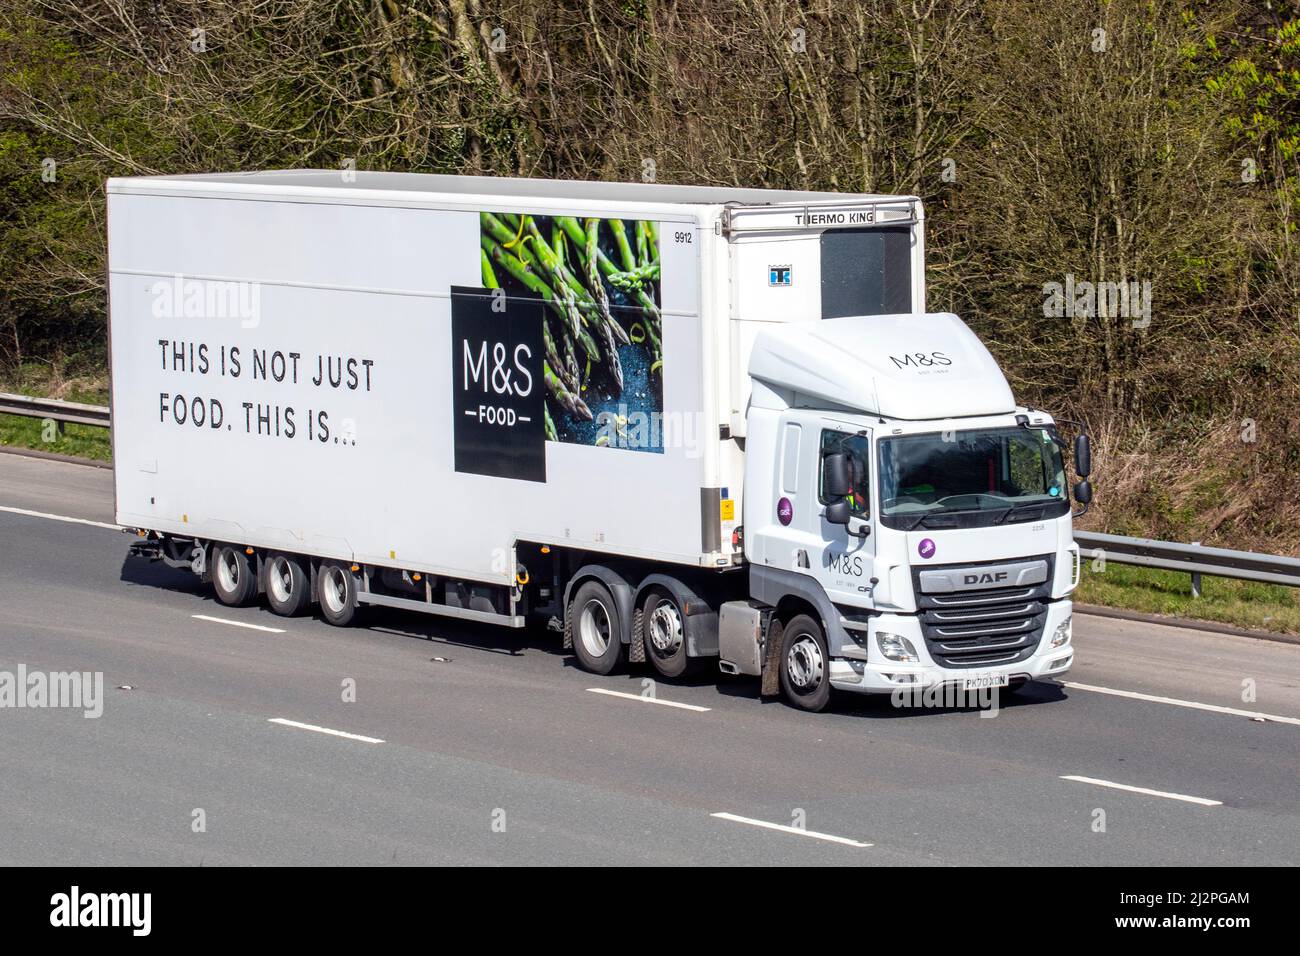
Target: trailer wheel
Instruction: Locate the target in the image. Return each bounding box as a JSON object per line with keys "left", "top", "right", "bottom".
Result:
{"left": 318, "top": 562, "right": 361, "bottom": 627}
{"left": 778, "top": 614, "right": 831, "bottom": 712}
{"left": 642, "top": 589, "right": 692, "bottom": 679}
{"left": 265, "top": 553, "right": 311, "bottom": 617}
{"left": 569, "top": 580, "right": 624, "bottom": 675}
{"left": 212, "top": 544, "right": 256, "bottom": 607}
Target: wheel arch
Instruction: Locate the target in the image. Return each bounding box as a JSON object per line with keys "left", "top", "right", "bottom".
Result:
{"left": 749, "top": 565, "right": 850, "bottom": 657}
{"left": 774, "top": 594, "right": 821, "bottom": 629}
{"left": 562, "top": 564, "right": 637, "bottom": 649}
{"left": 634, "top": 573, "right": 719, "bottom": 658}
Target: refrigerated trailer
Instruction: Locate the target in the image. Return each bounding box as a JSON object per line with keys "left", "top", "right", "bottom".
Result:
{"left": 108, "top": 170, "right": 1091, "bottom": 711}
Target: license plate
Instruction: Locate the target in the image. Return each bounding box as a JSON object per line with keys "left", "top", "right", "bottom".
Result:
{"left": 962, "top": 672, "right": 1010, "bottom": 691}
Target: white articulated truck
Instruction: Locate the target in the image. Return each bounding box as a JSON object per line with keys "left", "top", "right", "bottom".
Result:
{"left": 108, "top": 170, "right": 1091, "bottom": 711}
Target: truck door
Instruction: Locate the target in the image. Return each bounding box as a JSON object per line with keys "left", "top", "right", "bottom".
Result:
{"left": 809, "top": 422, "right": 876, "bottom": 603}
{"left": 753, "top": 411, "right": 876, "bottom": 604}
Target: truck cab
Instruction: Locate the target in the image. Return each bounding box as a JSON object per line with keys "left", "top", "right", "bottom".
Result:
{"left": 719, "top": 311, "right": 1088, "bottom": 710}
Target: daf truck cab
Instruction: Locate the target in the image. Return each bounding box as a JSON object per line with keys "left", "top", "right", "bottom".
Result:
{"left": 719, "top": 311, "right": 1090, "bottom": 711}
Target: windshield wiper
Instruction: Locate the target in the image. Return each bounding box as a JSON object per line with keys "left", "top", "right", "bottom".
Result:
{"left": 898, "top": 511, "right": 931, "bottom": 531}
{"left": 994, "top": 501, "right": 1046, "bottom": 525}
{"left": 899, "top": 509, "right": 968, "bottom": 530}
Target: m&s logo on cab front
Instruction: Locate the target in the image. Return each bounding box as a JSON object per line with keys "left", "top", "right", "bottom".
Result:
{"left": 889, "top": 351, "right": 952, "bottom": 370}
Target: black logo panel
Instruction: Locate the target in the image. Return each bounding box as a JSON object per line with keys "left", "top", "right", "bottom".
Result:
{"left": 450, "top": 286, "right": 545, "bottom": 482}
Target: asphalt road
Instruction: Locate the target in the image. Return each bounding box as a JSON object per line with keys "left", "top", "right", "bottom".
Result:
{"left": 1, "top": 452, "right": 1298, "bottom": 865}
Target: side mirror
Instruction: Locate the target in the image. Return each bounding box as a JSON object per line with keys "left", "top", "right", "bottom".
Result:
{"left": 825, "top": 500, "right": 851, "bottom": 526}
{"left": 1073, "top": 480, "right": 1093, "bottom": 506}
{"left": 1073, "top": 434, "right": 1091, "bottom": 478}
{"left": 822, "top": 453, "right": 851, "bottom": 498}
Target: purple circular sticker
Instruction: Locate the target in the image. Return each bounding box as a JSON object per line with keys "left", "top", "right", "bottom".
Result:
{"left": 777, "top": 497, "right": 793, "bottom": 526}
{"left": 918, "top": 538, "right": 936, "bottom": 559}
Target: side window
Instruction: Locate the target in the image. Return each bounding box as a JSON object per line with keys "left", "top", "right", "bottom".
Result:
{"left": 818, "top": 430, "right": 870, "bottom": 516}
{"left": 781, "top": 423, "right": 802, "bottom": 493}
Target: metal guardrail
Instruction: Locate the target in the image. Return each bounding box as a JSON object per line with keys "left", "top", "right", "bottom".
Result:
{"left": 0, "top": 392, "right": 111, "bottom": 428}
{"left": 1075, "top": 531, "right": 1300, "bottom": 590}
{"left": 2, "top": 394, "right": 1297, "bottom": 590}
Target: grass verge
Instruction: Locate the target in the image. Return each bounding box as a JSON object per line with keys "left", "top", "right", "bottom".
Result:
{"left": 0, "top": 412, "right": 112, "bottom": 462}
{"left": 1075, "top": 561, "right": 1300, "bottom": 635}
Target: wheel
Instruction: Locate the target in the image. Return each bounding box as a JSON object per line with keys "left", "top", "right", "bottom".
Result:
{"left": 642, "top": 589, "right": 693, "bottom": 678}
{"left": 568, "top": 580, "right": 624, "bottom": 675}
{"left": 318, "top": 562, "right": 361, "bottom": 626}
{"left": 265, "top": 553, "right": 311, "bottom": 617}
{"left": 778, "top": 613, "right": 831, "bottom": 712}
{"left": 212, "top": 544, "right": 257, "bottom": 607}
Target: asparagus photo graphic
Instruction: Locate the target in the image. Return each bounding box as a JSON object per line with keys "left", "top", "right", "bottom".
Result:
{"left": 479, "top": 210, "right": 662, "bottom": 448}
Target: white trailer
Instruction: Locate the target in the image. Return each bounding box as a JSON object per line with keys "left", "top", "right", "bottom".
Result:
{"left": 107, "top": 170, "right": 1090, "bottom": 711}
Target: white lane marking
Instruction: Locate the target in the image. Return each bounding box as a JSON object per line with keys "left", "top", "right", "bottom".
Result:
{"left": 192, "top": 614, "right": 285, "bottom": 634}
{"left": 585, "top": 688, "right": 710, "bottom": 712}
{"left": 0, "top": 504, "right": 120, "bottom": 531}
{"left": 267, "top": 718, "right": 385, "bottom": 744}
{"left": 1062, "top": 680, "right": 1300, "bottom": 727}
{"left": 1060, "top": 775, "right": 1222, "bottom": 807}
{"left": 711, "top": 812, "right": 873, "bottom": 847}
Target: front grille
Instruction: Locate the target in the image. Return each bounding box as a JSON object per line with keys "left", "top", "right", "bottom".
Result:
{"left": 912, "top": 556, "right": 1054, "bottom": 668}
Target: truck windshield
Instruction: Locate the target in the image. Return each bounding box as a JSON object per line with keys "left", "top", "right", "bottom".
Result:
{"left": 877, "top": 427, "right": 1068, "bottom": 530}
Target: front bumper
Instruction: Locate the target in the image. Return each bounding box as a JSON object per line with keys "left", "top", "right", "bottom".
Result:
{"left": 829, "top": 600, "right": 1074, "bottom": 694}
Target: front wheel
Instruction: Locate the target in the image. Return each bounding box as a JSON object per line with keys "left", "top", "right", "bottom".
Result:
{"left": 778, "top": 614, "right": 831, "bottom": 712}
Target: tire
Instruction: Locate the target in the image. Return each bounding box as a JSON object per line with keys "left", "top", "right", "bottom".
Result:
{"left": 265, "top": 552, "right": 311, "bottom": 617}
{"left": 318, "top": 562, "right": 361, "bottom": 627}
{"left": 212, "top": 544, "right": 257, "bottom": 607}
{"left": 568, "top": 580, "right": 624, "bottom": 675}
{"left": 641, "top": 588, "right": 692, "bottom": 679}
{"left": 778, "top": 613, "right": 832, "bottom": 712}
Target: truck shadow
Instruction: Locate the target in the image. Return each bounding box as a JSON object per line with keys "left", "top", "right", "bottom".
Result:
{"left": 119, "top": 551, "right": 209, "bottom": 597}
{"left": 709, "top": 673, "right": 1069, "bottom": 717}
{"left": 828, "top": 678, "right": 1068, "bottom": 718}
{"left": 361, "top": 609, "right": 563, "bottom": 658}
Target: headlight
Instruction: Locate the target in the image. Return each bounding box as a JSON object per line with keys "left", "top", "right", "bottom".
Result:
{"left": 1051, "top": 615, "right": 1072, "bottom": 648}
{"left": 876, "top": 632, "right": 920, "bottom": 663}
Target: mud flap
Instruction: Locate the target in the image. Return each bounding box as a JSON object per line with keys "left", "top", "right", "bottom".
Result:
{"left": 628, "top": 608, "right": 646, "bottom": 663}
{"left": 760, "top": 618, "right": 784, "bottom": 698}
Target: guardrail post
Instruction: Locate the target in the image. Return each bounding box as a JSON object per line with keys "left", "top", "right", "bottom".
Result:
{"left": 1190, "top": 542, "right": 1202, "bottom": 598}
